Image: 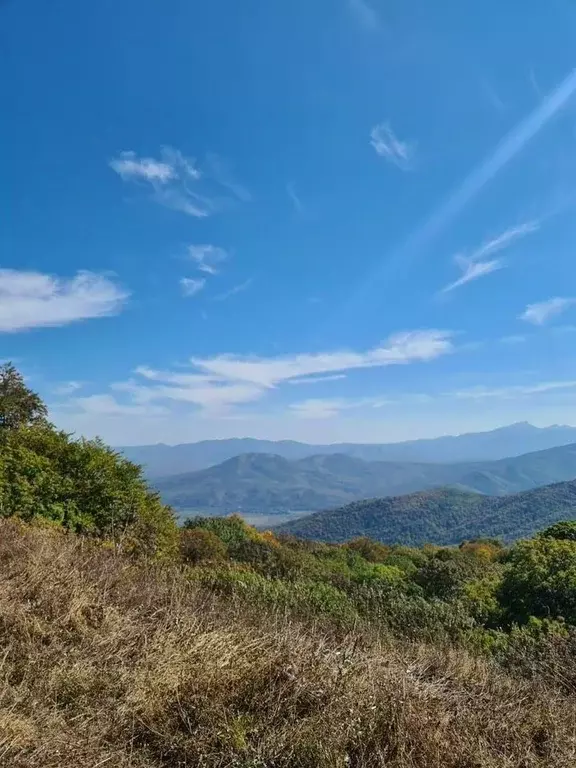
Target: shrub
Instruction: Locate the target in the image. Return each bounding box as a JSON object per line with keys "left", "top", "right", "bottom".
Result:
{"left": 539, "top": 520, "right": 576, "bottom": 542}
{"left": 0, "top": 365, "right": 178, "bottom": 557}
{"left": 181, "top": 527, "right": 228, "bottom": 564}
{"left": 499, "top": 537, "right": 576, "bottom": 625}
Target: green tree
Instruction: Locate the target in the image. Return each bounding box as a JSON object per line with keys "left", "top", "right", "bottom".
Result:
{"left": 539, "top": 520, "right": 576, "bottom": 542}
{"left": 0, "top": 363, "right": 47, "bottom": 431}
{"left": 0, "top": 423, "right": 178, "bottom": 558}
{"left": 499, "top": 537, "right": 576, "bottom": 625}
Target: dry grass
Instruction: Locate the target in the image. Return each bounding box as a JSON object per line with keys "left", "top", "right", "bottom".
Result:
{"left": 0, "top": 520, "right": 575, "bottom": 767}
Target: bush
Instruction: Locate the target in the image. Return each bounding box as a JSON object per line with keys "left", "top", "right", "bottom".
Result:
{"left": 0, "top": 368, "right": 178, "bottom": 558}
{"left": 181, "top": 528, "right": 228, "bottom": 564}
{"left": 499, "top": 537, "right": 576, "bottom": 625}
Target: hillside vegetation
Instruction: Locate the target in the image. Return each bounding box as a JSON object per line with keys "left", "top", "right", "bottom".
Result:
{"left": 276, "top": 481, "right": 576, "bottom": 544}
{"left": 3, "top": 515, "right": 576, "bottom": 766}
{"left": 0, "top": 363, "right": 177, "bottom": 555}
{"left": 2, "top": 363, "right": 576, "bottom": 766}
{"left": 154, "top": 442, "right": 576, "bottom": 514}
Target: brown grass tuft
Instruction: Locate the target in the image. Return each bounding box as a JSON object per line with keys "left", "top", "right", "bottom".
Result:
{"left": 0, "top": 520, "right": 574, "bottom": 767}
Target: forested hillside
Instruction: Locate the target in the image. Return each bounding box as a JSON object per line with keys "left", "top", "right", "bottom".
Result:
{"left": 276, "top": 480, "right": 576, "bottom": 544}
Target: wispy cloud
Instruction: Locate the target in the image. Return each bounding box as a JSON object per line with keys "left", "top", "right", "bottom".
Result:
{"left": 441, "top": 221, "right": 538, "bottom": 293}
{"left": 500, "top": 334, "right": 527, "bottom": 345}
{"left": 370, "top": 122, "right": 414, "bottom": 169}
{"left": 520, "top": 297, "right": 576, "bottom": 325}
{"left": 288, "top": 374, "right": 347, "bottom": 386}
{"left": 69, "top": 394, "right": 169, "bottom": 418}
{"left": 205, "top": 153, "right": 251, "bottom": 203}
{"left": 442, "top": 259, "right": 503, "bottom": 293}
{"left": 110, "top": 146, "right": 249, "bottom": 218}
{"left": 109, "top": 152, "right": 177, "bottom": 183}
{"left": 180, "top": 277, "right": 206, "bottom": 297}
{"left": 93, "top": 329, "right": 453, "bottom": 418}
{"left": 471, "top": 222, "right": 539, "bottom": 260}
{"left": 0, "top": 270, "right": 128, "bottom": 332}
{"left": 529, "top": 68, "right": 543, "bottom": 99}
{"left": 187, "top": 244, "right": 228, "bottom": 275}
{"left": 449, "top": 379, "right": 576, "bottom": 400}
{"left": 286, "top": 182, "right": 303, "bottom": 213}
{"left": 213, "top": 278, "right": 253, "bottom": 302}
{"left": 348, "top": 0, "right": 381, "bottom": 31}
{"left": 191, "top": 330, "right": 454, "bottom": 388}
{"left": 121, "top": 367, "right": 264, "bottom": 412}
{"left": 481, "top": 79, "right": 507, "bottom": 112}
{"left": 290, "top": 395, "right": 390, "bottom": 419}
{"left": 290, "top": 398, "right": 354, "bottom": 420}
{"left": 53, "top": 381, "right": 84, "bottom": 396}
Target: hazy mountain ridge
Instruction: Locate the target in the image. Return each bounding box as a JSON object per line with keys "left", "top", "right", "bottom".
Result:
{"left": 120, "top": 422, "right": 576, "bottom": 477}
{"left": 274, "top": 480, "right": 576, "bottom": 546}
{"left": 153, "top": 441, "right": 576, "bottom": 514}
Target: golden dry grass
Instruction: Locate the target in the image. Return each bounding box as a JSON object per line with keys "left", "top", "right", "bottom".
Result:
{"left": 0, "top": 520, "right": 575, "bottom": 767}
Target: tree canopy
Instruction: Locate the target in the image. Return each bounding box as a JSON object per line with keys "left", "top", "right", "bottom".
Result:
{"left": 0, "top": 362, "right": 48, "bottom": 431}
{"left": 0, "top": 364, "right": 177, "bottom": 557}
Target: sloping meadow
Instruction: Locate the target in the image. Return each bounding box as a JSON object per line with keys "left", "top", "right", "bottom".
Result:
{"left": 0, "top": 520, "right": 575, "bottom": 767}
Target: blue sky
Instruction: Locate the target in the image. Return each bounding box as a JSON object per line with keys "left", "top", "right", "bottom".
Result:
{"left": 4, "top": 0, "right": 576, "bottom": 445}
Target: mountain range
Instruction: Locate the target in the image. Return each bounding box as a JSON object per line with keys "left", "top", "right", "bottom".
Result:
{"left": 153, "top": 440, "right": 576, "bottom": 514}
{"left": 274, "top": 480, "right": 576, "bottom": 546}
{"left": 121, "top": 422, "right": 576, "bottom": 477}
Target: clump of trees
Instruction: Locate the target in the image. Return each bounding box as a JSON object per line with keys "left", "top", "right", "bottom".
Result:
{"left": 0, "top": 362, "right": 177, "bottom": 556}
{"left": 180, "top": 510, "right": 576, "bottom": 657}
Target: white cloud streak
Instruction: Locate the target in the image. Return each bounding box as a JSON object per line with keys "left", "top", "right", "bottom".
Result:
{"left": 213, "top": 278, "right": 253, "bottom": 301}
{"left": 288, "top": 374, "right": 347, "bottom": 385}
{"left": 290, "top": 395, "right": 391, "bottom": 419}
{"left": 0, "top": 270, "right": 128, "bottom": 332}
{"left": 286, "top": 182, "right": 303, "bottom": 213}
{"left": 110, "top": 146, "right": 249, "bottom": 218}
{"left": 180, "top": 277, "right": 206, "bottom": 297}
{"left": 109, "top": 153, "right": 178, "bottom": 183}
{"left": 191, "top": 330, "right": 454, "bottom": 388}
{"left": 187, "top": 244, "right": 228, "bottom": 275}
{"left": 370, "top": 122, "right": 414, "bottom": 169}
{"left": 442, "top": 259, "right": 503, "bottom": 293}
{"left": 87, "top": 329, "right": 453, "bottom": 419}
{"left": 441, "top": 222, "right": 538, "bottom": 293}
{"left": 53, "top": 381, "right": 84, "bottom": 396}
{"left": 450, "top": 379, "right": 576, "bottom": 400}
{"left": 70, "top": 394, "right": 169, "bottom": 418}
{"left": 520, "top": 297, "right": 576, "bottom": 325}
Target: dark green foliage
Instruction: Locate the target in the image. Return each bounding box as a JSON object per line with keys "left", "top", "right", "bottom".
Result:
{"left": 539, "top": 520, "right": 576, "bottom": 541}
{"left": 0, "top": 362, "right": 47, "bottom": 431}
{"left": 0, "top": 365, "right": 177, "bottom": 557}
{"left": 498, "top": 537, "right": 576, "bottom": 625}
{"left": 0, "top": 424, "right": 177, "bottom": 553}
{"left": 276, "top": 481, "right": 576, "bottom": 545}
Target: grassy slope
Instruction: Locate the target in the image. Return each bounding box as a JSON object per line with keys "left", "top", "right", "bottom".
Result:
{"left": 154, "top": 443, "right": 576, "bottom": 514}
{"left": 275, "top": 480, "right": 576, "bottom": 545}
{"left": 1, "top": 520, "right": 575, "bottom": 768}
